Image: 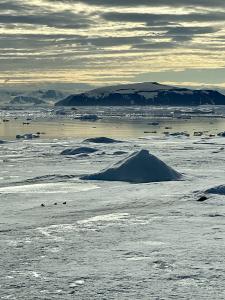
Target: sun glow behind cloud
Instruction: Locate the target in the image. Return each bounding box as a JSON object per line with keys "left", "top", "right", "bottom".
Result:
{"left": 0, "top": 0, "right": 224, "bottom": 87}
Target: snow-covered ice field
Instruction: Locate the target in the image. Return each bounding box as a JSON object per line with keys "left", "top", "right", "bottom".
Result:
{"left": 1, "top": 108, "right": 225, "bottom": 299}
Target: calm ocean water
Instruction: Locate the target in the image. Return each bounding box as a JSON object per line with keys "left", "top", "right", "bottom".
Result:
{"left": 0, "top": 117, "right": 224, "bottom": 140}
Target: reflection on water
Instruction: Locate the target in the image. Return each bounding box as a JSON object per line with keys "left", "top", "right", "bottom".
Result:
{"left": 0, "top": 117, "right": 224, "bottom": 140}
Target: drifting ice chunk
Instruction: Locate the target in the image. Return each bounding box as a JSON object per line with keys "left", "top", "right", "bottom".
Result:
{"left": 75, "top": 114, "right": 99, "bottom": 121}
{"left": 81, "top": 149, "right": 181, "bottom": 183}
{"left": 84, "top": 137, "right": 122, "bottom": 144}
{"left": 16, "top": 133, "right": 40, "bottom": 139}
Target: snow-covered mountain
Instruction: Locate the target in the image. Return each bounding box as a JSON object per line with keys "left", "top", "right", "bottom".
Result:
{"left": 0, "top": 89, "right": 20, "bottom": 104}
{"left": 217, "top": 89, "right": 225, "bottom": 96}
{"left": 0, "top": 89, "right": 67, "bottom": 105}
{"left": 10, "top": 95, "right": 46, "bottom": 105}
{"left": 56, "top": 82, "right": 225, "bottom": 106}
{"left": 29, "top": 89, "right": 65, "bottom": 101}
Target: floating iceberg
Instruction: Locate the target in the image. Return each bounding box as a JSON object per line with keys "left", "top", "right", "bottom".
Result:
{"left": 84, "top": 137, "right": 122, "bottom": 144}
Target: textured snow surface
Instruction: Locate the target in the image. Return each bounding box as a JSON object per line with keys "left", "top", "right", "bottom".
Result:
{"left": 82, "top": 149, "right": 181, "bottom": 183}
{"left": 1, "top": 126, "right": 225, "bottom": 299}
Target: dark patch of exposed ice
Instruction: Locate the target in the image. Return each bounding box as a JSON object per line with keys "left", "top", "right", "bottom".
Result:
{"left": 148, "top": 122, "right": 159, "bottom": 126}
{"left": 208, "top": 213, "right": 224, "bottom": 217}
{"left": 197, "top": 195, "right": 208, "bottom": 202}
{"left": 75, "top": 153, "right": 90, "bottom": 158}
{"left": 112, "top": 151, "right": 127, "bottom": 155}
{"left": 81, "top": 149, "right": 181, "bottom": 183}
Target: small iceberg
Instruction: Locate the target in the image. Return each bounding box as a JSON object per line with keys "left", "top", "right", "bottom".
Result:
{"left": 84, "top": 137, "right": 122, "bottom": 144}
{"left": 81, "top": 149, "right": 181, "bottom": 183}
{"left": 75, "top": 114, "right": 100, "bottom": 121}
{"left": 16, "top": 133, "right": 40, "bottom": 139}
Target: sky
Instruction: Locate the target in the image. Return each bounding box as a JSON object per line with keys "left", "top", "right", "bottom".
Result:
{"left": 0, "top": 0, "right": 225, "bottom": 89}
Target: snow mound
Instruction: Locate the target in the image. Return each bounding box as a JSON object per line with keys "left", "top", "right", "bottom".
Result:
{"left": 60, "top": 147, "right": 98, "bottom": 155}
{"left": 206, "top": 185, "right": 225, "bottom": 195}
{"left": 81, "top": 149, "right": 181, "bottom": 183}
{"left": 84, "top": 137, "right": 122, "bottom": 144}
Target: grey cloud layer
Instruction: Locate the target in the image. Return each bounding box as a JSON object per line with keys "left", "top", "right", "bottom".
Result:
{"left": 102, "top": 11, "right": 225, "bottom": 24}
{"left": 0, "top": 11, "right": 92, "bottom": 29}
{"left": 53, "top": 0, "right": 225, "bottom": 8}
{"left": 0, "top": 0, "right": 224, "bottom": 85}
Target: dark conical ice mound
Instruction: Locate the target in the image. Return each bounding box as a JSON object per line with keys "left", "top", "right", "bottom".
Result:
{"left": 205, "top": 185, "right": 225, "bottom": 195}
{"left": 81, "top": 149, "right": 181, "bottom": 183}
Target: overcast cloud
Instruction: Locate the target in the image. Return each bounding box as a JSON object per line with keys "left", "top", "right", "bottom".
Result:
{"left": 0, "top": 0, "right": 224, "bottom": 87}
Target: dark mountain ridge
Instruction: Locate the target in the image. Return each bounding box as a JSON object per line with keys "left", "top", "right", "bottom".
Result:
{"left": 56, "top": 82, "right": 225, "bottom": 106}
